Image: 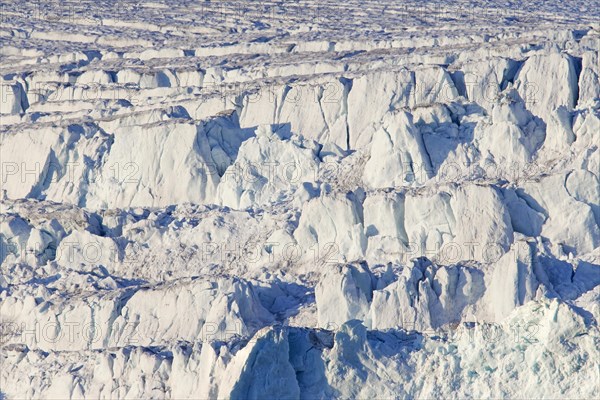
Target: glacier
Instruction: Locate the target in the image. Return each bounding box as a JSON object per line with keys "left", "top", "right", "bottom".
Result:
{"left": 0, "top": 0, "right": 599, "bottom": 399}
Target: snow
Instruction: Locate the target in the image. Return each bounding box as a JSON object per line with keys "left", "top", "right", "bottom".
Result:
{"left": 1, "top": 0, "right": 599, "bottom": 398}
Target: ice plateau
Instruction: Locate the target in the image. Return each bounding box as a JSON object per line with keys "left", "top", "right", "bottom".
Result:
{"left": 0, "top": 0, "right": 599, "bottom": 399}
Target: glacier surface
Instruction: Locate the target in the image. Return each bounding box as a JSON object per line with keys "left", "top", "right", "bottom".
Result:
{"left": 0, "top": 0, "right": 599, "bottom": 399}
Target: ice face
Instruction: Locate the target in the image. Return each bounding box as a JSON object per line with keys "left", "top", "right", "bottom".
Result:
{"left": 1, "top": 1, "right": 599, "bottom": 399}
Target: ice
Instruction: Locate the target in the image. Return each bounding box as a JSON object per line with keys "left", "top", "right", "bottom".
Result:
{"left": 294, "top": 193, "right": 366, "bottom": 263}
{"left": 0, "top": 275, "right": 273, "bottom": 351}
{"left": 577, "top": 50, "right": 600, "bottom": 107}
{"left": 347, "top": 69, "right": 413, "bottom": 149}
{"left": 315, "top": 263, "right": 373, "bottom": 329}
{"left": 476, "top": 89, "right": 546, "bottom": 165}
{"left": 363, "top": 192, "right": 408, "bottom": 264}
{"left": 485, "top": 240, "right": 544, "bottom": 320}
{"left": 514, "top": 53, "right": 579, "bottom": 122}
{"left": 217, "top": 126, "right": 320, "bottom": 209}
{"left": 362, "top": 110, "right": 432, "bottom": 188}
{"left": 404, "top": 184, "right": 514, "bottom": 262}
{"left": 0, "top": 80, "right": 27, "bottom": 115}
{"left": 1, "top": 0, "right": 599, "bottom": 398}
{"left": 217, "top": 327, "right": 300, "bottom": 400}
{"left": 521, "top": 172, "right": 600, "bottom": 254}
{"left": 2, "top": 299, "right": 598, "bottom": 399}
{"left": 454, "top": 57, "right": 517, "bottom": 111}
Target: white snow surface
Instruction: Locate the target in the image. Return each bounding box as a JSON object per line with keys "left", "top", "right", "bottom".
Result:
{"left": 0, "top": 0, "right": 599, "bottom": 399}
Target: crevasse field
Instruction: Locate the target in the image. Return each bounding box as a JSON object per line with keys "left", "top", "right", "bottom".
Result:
{"left": 0, "top": 1, "right": 599, "bottom": 399}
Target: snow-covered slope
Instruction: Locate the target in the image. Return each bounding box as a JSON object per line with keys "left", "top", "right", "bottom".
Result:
{"left": 1, "top": 0, "right": 599, "bottom": 398}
